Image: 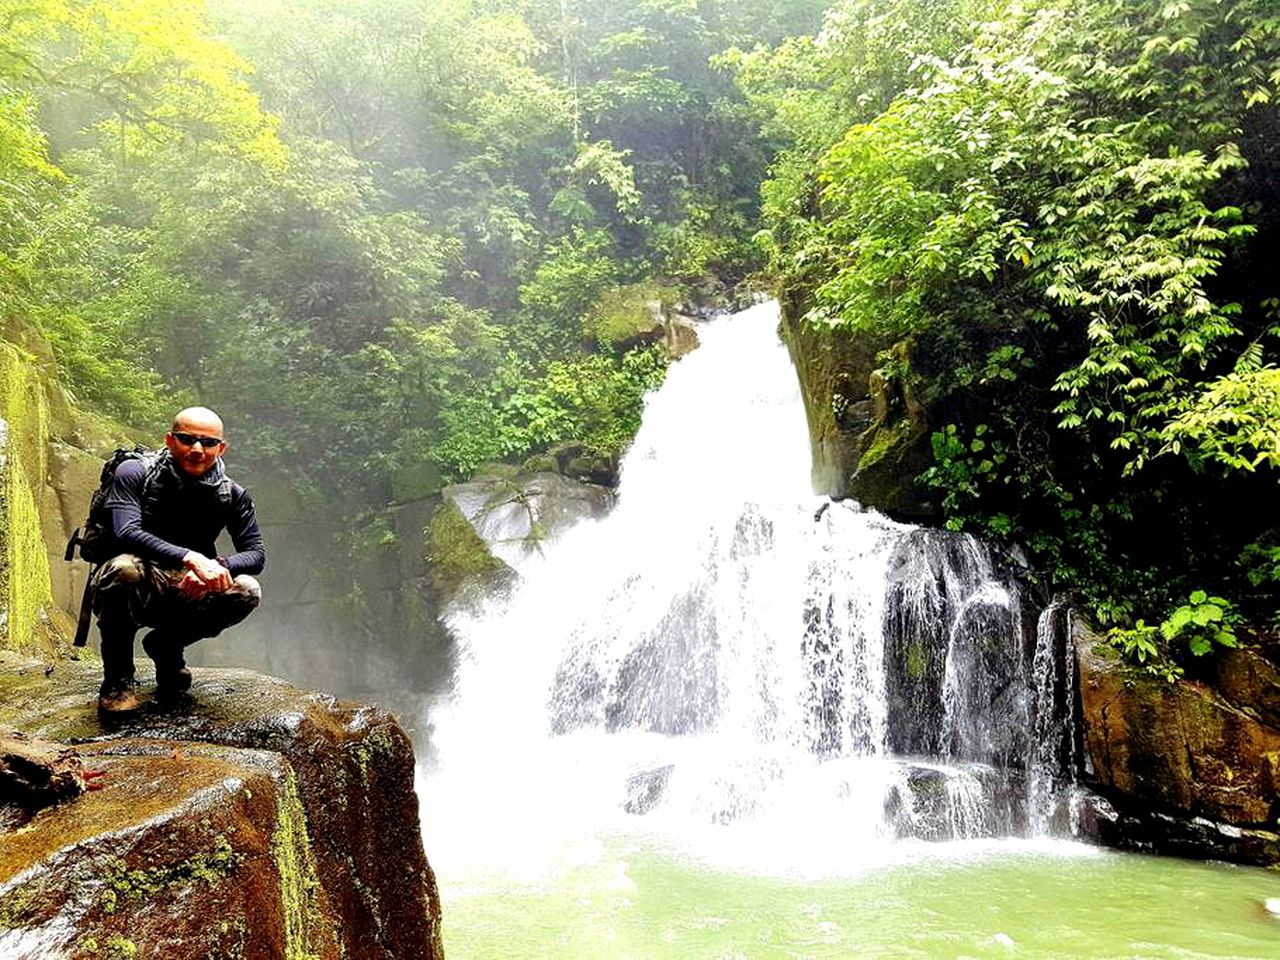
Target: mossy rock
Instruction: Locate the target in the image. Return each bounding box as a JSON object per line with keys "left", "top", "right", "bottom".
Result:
{"left": 0, "top": 652, "right": 443, "bottom": 957}
{"left": 390, "top": 460, "right": 442, "bottom": 503}
{"left": 424, "top": 499, "right": 510, "bottom": 603}
{"left": 780, "top": 304, "right": 933, "bottom": 517}
{"left": 429, "top": 471, "right": 613, "bottom": 604}
{"left": 583, "top": 283, "right": 673, "bottom": 353}
{"left": 0, "top": 342, "right": 66, "bottom": 659}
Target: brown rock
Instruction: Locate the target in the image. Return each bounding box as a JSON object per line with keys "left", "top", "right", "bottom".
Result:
{"left": 1, "top": 741, "right": 336, "bottom": 959}
{"left": 0, "top": 652, "right": 442, "bottom": 959}
{"left": 664, "top": 313, "right": 700, "bottom": 359}
{"left": 0, "top": 731, "right": 95, "bottom": 809}
{"left": 1077, "top": 640, "right": 1280, "bottom": 825}
{"left": 1212, "top": 642, "right": 1280, "bottom": 729}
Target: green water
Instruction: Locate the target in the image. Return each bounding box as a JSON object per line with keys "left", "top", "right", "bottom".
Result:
{"left": 442, "top": 838, "right": 1280, "bottom": 959}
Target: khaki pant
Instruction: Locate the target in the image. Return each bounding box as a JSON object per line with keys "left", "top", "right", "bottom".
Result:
{"left": 92, "top": 553, "right": 261, "bottom": 687}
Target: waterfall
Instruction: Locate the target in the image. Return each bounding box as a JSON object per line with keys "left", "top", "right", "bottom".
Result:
{"left": 426, "top": 301, "right": 1076, "bottom": 876}
{"left": 1028, "top": 598, "right": 1081, "bottom": 834}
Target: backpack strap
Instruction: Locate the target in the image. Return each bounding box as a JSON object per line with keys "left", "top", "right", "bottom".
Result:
{"left": 64, "top": 527, "right": 81, "bottom": 562}
{"left": 72, "top": 565, "right": 100, "bottom": 648}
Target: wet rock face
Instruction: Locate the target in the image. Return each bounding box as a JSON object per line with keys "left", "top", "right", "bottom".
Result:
{"left": 1, "top": 743, "right": 325, "bottom": 959}
{"left": 880, "top": 529, "right": 1036, "bottom": 768}
{"left": 1077, "top": 637, "right": 1280, "bottom": 864}
{"left": 0, "top": 652, "right": 442, "bottom": 959}
{"left": 1076, "top": 792, "right": 1280, "bottom": 865}
{"left": 780, "top": 301, "right": 933, "bottom": 518}
{"left": 883, "top": 763, "right": 1022, "bottom": 841}
{"left": 623, "top": 764, "right": 674, "bottom": 815}
{"left": 433, "top": 469, "right": 614, "bottom": 605}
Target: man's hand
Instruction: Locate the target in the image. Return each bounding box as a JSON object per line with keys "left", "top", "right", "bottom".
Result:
{"left": 178, "top": 569, "right": 211, "bottom": 598}
{"left": 182, "top": 551, "right": 232, "bottom": 592}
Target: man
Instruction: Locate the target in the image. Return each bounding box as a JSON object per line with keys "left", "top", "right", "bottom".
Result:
{"left": 93, "top": 406, "right": 265, "bottom": 714}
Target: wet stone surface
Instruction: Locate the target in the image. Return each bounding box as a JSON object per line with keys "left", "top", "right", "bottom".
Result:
{"left": 0, "top": 651, "right": 442, "bottom": 959}
{"left": 1077, "top": 638, "right": 1280, "bottom": 865}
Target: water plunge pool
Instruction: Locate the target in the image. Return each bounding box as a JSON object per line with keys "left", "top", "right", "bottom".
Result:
{"left": 441, "top": 836, "right": 1280, "bottom": 958}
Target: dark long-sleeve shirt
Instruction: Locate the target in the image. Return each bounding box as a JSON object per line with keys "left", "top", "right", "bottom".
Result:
{"left": 105, "top": 458, "right": 266, "bottom": 575}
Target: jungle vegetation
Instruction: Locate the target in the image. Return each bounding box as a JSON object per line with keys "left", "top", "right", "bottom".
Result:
{"left": 2, "top": 0, "right": 1277, "bottom": 659}
{"left": 731, "top": 0, "right": 1280, "bottom": 660}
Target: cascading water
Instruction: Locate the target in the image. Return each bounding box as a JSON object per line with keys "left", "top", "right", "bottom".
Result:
{"left": 424, "top": 301, "right": 1076, "bottom": 879}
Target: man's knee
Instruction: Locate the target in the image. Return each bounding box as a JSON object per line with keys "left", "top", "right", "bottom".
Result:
{"left": 231, "top": 575, "right": 262, "bottom": 609}
{"left": 95, "top": 554, "right": 146, "bottom": 589}
{"left": 192, "top": 576, "right": 261, "bottom": 639}
{"left": 92, "top": 554, "right": 148, "bottom": 621}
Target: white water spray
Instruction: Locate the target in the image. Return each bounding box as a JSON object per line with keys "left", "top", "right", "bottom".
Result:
{"left": 423, "top": 301, "right": 1074, "bottom": 879}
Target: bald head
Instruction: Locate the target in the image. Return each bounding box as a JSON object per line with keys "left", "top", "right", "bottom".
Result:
{"left": 166, "top": 406, "right": 227, "bottom": 476}
{"left": 172, "top": 406, "right": 224, "bottom": 436}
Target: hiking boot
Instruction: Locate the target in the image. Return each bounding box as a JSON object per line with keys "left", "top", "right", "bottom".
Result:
{"left": 98, "top": 680, "right": 141, "bottom": 715}
{"left": 143, "top": 631, "right": 192, "bottom": 693}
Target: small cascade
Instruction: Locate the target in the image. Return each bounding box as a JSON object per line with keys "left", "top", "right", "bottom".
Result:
{"left": 1028, "top": 598, "right": 1081, "bottom": 834}
{"left": 428, "top": 302, "right": 1079, "bottom": 874}
{"left": 882, "top": 531, "right": 1028, "bottom": 763}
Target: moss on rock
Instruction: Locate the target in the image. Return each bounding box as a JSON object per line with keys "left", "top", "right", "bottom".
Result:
{"left": 781, "top": 303, "right": 933, "bottom": 517}
{"left": 273, "top": 772, "right": 324, "bottom": 960}
{"left": 583, "top": 283, "right": 672, "bottom": 352}
{"left": 0, "top": 656, "right": 441, "bottom": 957}
{"left": 425, "top": 498, "right": 506, "bottom": 601}
{"left": 0, "top": 341, "right": 64, "bottom": 658}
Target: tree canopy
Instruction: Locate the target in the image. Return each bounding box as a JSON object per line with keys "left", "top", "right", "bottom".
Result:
{"left": 2, "top": 0, "right": 1277, "bottom": 653}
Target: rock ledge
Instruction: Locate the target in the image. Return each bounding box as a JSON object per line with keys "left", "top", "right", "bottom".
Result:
{"left": 0, "top": 651, "right": 442, "bottom": 959}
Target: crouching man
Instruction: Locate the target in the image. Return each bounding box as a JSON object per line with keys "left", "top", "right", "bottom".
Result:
{"left": 94, "top": 406, "right": 265, "bottom": 714}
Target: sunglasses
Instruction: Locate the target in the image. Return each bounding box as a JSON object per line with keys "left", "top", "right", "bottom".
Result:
{"left": 172, "top": 431, "right": 224, "bottom": 449}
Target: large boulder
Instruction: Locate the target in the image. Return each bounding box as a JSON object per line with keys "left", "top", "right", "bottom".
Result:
{"left": 1076, "top": 636, "right": 1280, "bottom": 863}
{"left": 430, "top": 469, "right": 613, "bottom": 605}
{"left": 0, "top": 651, "right": 443, "bottom": 958}
{"left": 583, "top": 283, "right": 701, "bottom": 359}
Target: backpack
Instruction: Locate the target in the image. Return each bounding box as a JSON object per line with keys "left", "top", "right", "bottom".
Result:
{"left": 64, "top": 445, "right": 160, "bottom": 565}
{"left": 64, "top": 445, "right": 236, "bottom": 647}
{"left": 65, "top": 446, "right": 237, "bottom": 565}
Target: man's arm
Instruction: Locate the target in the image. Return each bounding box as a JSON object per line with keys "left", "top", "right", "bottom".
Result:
{"left": 106, "top": 460, "right": 189, "bottom": 567}
{"left": 220, "top": 486, "right": 265, "bottom": 576}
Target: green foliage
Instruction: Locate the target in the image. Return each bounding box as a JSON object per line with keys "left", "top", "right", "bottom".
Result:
{"left": 1241, "top": 538, "right": 1280, "bottom": 590}
{"left": 1161, "top": 363, "right": 1280, "bottom": 473}
{"left": 1105, "top": 589, "right": 1241, "bottom": 681}
{"left": 1104, "top": 621, "right": 1184, "bottom": 683}
{"left": 519, "top": 229, "right": 623, "bottom": 344}
{"left": 11, "top": 0, "right": 1277, "bottom": 653}
{"left": 920, "top": 424, "right": 1013, "bottom": 538}
{"left": 746, "top": 0, "right": 1280, "bottom": 632}
{"left": 1161, "top": 590, "right": 1241, "bottom": 657}
{"left": 1, "top": 0, "right": 810, "bottom": 608}
{"left": 432, "top": 344, "right": 667, "bottom": 478}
